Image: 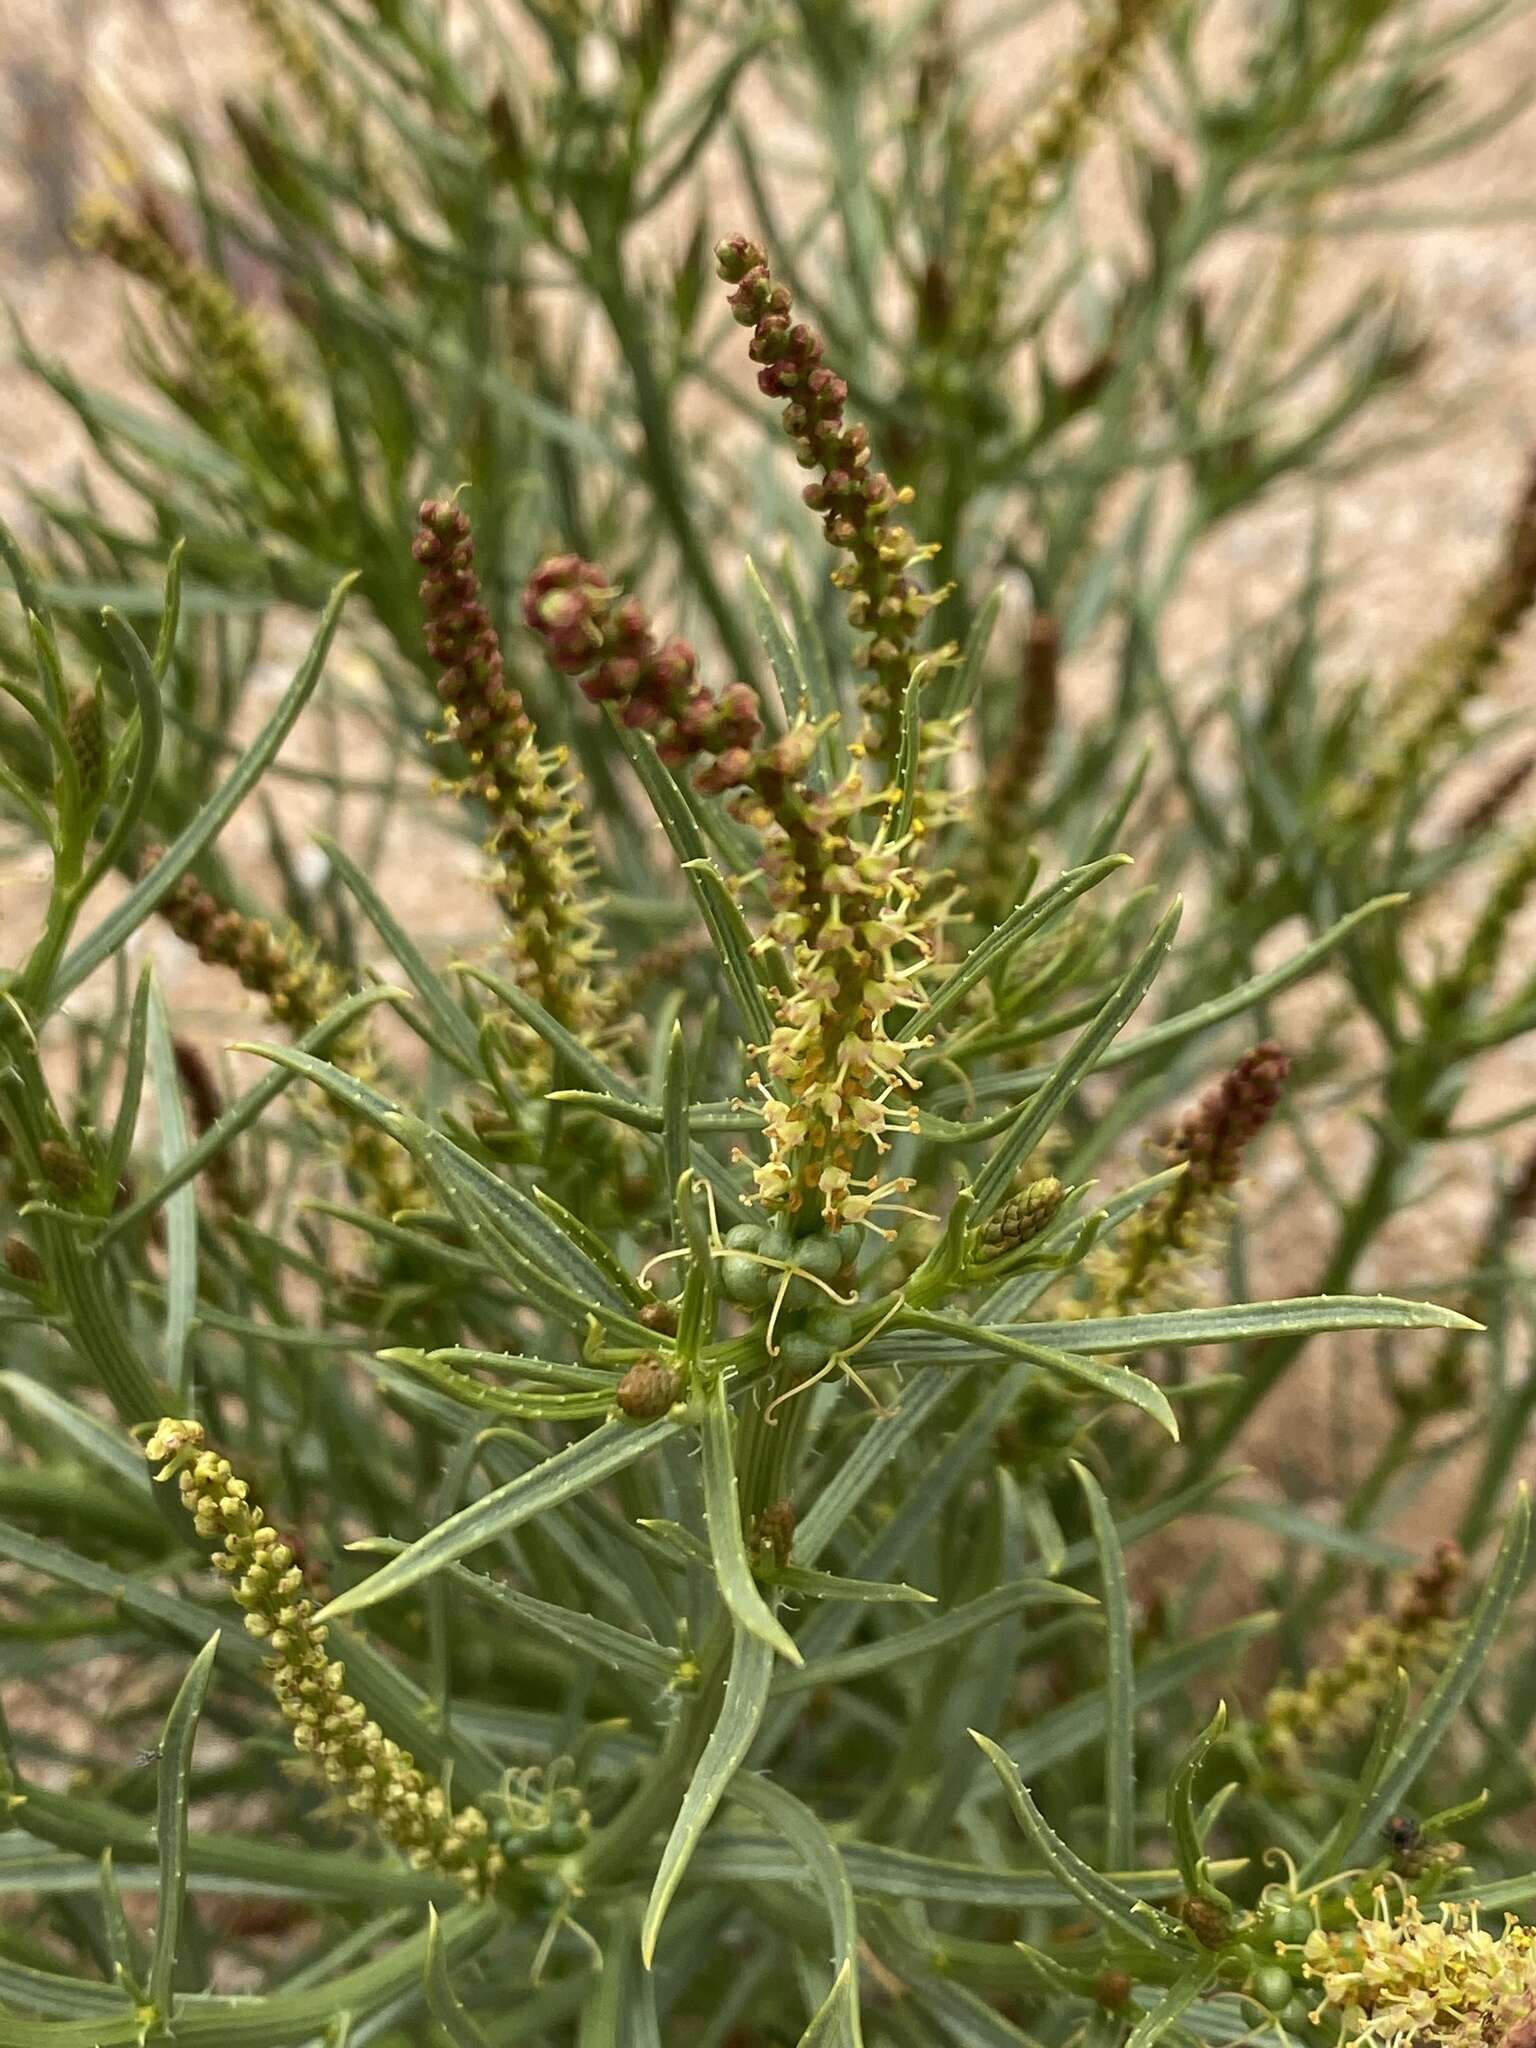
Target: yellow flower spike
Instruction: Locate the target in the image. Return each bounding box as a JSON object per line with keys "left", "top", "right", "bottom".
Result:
{"left": 145, "top": 1419, "right": 506, "bottom": 1900}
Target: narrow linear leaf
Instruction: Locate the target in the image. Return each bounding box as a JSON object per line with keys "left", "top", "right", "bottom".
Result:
{"left": 1300, "top": 1669, "right": 1409, "bottom": 1887}
{"left": 700, "top": 1374, "right": 802, "bottom": 1665}
{"left": 772, "top": 1579, "right": 1091, "bottom": 1695}
{"left": 318, "top": 1418, "right": 678, "bottom": 1623}
{"left": 642, "top": 1625, "right": 775, "bottom": 1965}
{"left": 663, "top": 1023, "right": 690, "bottom": 1244}
{"left": 1073, "top": 1462, "right": 1137, "bottom": 1871}
{"left": 611, "top": 721, "right": 779, "bottom": 1040}
{"left": 940, "top": 582, "right": 1002, "bottom": 717}
{"left": 104, "top": 968, "right": 153, "bottom": 1194}
{"left": 800, "top": 1961, "right": 860, "bottom": 2048}
{"left": 319, "top": 834, "right": 481, "bottom": 1073}
{"left": 355, "top": 1539, "right": 678, "bottom": 1687}
{"left": 796, "top": 1372, "right": 957, "bottom": 1567}
{"left": 973, "top": 902, "right": 1181, "bottom": 1214}
{"left": 744, "top": 555, "right": 810, "bottom": 725}
{"left": 423, "top": 1904, "right": 492, "bottom": 2047}
{"left": 146, "top": 976, "right": 197, "bottom": 1401}
{"left": 732, "top": 1775, "right": 863, "bottom": 2047}
{"left": 902, "top": 857, "right": 1132, "bottom": 1043}
{"left": 1009, "top": 1617, "right": 1276, "bottom": 1781}
{"left": 1125, "top": 1961, "right": 1221, "bottom": 2048}
{"left": 768, "top": 1563, "right": 936, "bottom": 1605}
{"left": 1167, "top": 1703, "right": 1231, "bottom": 1906}
{"left": 148, "top": 1633, "right": 220, "bottom": 2019}
{"left": 972, "top": 1731, "right": 1187, "bottom": 1961}
{"left": 1346, "top": 1490, "right": 1529, "bottom": 1859}
{"left": 687, "top": 1835, "right": 1249, "bottom": 1909}
{"left": 150, "top": 538, "right": 184, "bottom": 681}
{"left": 970, "top": 896, "right": 1408, "bottom": 1101}
{"left": 0, "top": 1375, "right": 146, "bottom": 1488}
{"left": 99, "top": 988, "right": 405, "bottom": 1248}
{"left": 458, "top": 962, "right": 640, "bottom": 1102}
{"left": 56, "top": 574, "right": 354, "bottom": 999}
{"left": 898, "top": 1310, "right": 1178, "bottom": 1440}
{"left": 87, "top": 609, "right": 166, "bottom": 894}
{"left": 998, "top": 1296, "right": 1481, "bottom": 1351}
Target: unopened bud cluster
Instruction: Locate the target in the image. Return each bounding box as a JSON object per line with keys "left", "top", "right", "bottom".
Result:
{"left": 150, "top": 854, "right": 421, "bottom": 1218}
{"left": 956, "top": 0, "right": 1168, "bottom": 352}
{"left": 614, "top": 1359, "right": 681, "bottom": 1421}
{"left": 415, "top": 503, "right": 621, "bottom": 1057}
{"left": 64, "top": 689, "right": 107, "bottom": 808}
{"left": 145, "top": 1419, "right": 505, "bottom": 1895}
{"left": 1080, "top": 1042, "right": 1289, "bottom": 1315}
{"left": 973, "top": 1175, "right": 1065, "bottom": 1263}
{"left": 522, "top": 553, "right": 762, "bottom": 794}
{"left": 1262, "top": 1542, "right": 1464, "bottom": 1770}
{"left": 971, "top": 613, "right": 1060, "bottom": 921}
{"left": 715, "top": 235, "right": 947, "bottom": 759}
{"left": 1345, "top": 452, "right": 1536, "bottom": 834}
{"left": 1166, "top": 1040, "right": 1290, "bottom": 1193}
{"left": 751, "top": 1499, "right": 797, "bottom": 1567}
{"left": 76, "top": 194, "right": 327, "bottom": 497}
{"left": 154, "top": 858, "right": 352, "bottom": 1046}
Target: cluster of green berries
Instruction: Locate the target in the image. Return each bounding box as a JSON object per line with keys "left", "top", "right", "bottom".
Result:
{"left": 717, "top": 1218, "right": 863, "bottom": 1375}
{"left": 489, "top": 1774, "right": 588, "bottom": 1866}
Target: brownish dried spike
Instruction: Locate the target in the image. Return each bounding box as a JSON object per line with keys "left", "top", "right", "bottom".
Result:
{"left": 1165, "top": 1041, "right": 1290, "bottom": 1192}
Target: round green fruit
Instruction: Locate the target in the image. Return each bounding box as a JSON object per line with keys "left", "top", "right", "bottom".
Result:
{"left": 1250, "top": 1967, "right": 1295, "bottom": 2013}
{"left": 806, "top": 1307, "right": 856, "bottom": 1351}
{"left": 777, "top": 1332, "right": 833, "bottom": 1376}
{"left": 720, "top": 1254, "right": 774, "bottom": 1307}
{"left": 795, "top": 1235, "right": 845, "bottom": 1282}
{"left": 1268, "top": 1905, "right": 1313, "bottom": 1947}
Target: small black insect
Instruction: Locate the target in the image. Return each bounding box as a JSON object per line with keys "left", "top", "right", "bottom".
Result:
{"left": 1383, "top": 1813, "right": 1423, "bottom": 1855}
{"left": 132, "top": 1747, "right": 163, "bottom": 1770}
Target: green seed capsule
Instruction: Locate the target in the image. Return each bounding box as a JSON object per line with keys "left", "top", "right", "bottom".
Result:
{"left": 777, "top": 1332, "right": 832, "bottom": 1376}
{"left": 721, "top": 1254, "right": 774, "bottom": 1307}
{"left": 724, "top": 1223, "right": 764, "bottom": 1253}
{"left": 806, "top": 1307, "right": 856, "bottom": 1351}
{"left": 1269, "top": 1905, "right": 1313, "bottom": 1947}
{"left": 1251, "top": 1967, "right": 1294, "bottom": 2013}
{"left": 760, "top": 1219, "right": 795, "bottom": 1262}
{"left": 796, "top": 1235, "right": 844, "bottom": 1282}
{"left": 780, "top": 1273, "right": 818, "bottom": 1311}
{"left": 834, "top": 1224, "right": 863, "bottom": 1266}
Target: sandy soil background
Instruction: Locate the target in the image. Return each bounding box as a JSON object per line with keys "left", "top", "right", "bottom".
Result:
{"left": 3, "top": 0, "right": 1536, "bottom": 1540}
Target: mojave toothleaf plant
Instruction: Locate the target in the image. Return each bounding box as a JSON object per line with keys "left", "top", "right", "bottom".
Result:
{"left": 2, "top": 0, "right": 1536, "bottom": 2041}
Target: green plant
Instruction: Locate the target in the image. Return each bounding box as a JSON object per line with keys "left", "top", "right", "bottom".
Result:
{"left": 3, "top": 1, "right": 1536, "bottom": 2042}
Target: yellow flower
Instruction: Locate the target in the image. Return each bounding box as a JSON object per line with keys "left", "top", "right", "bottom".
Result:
{"left": 146, "top": 1420, "right": 505, "bottom": 1897}
{"left": 1304, "top": 1891, "right": 1536, "bottom": 2048}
